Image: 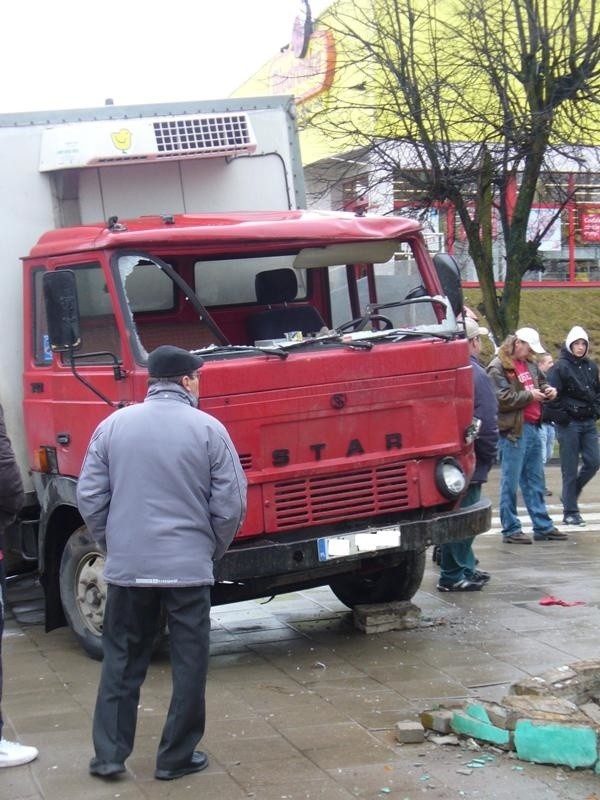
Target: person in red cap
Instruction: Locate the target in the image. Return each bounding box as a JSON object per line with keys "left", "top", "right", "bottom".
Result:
{"left": 77, "top": 346, "right": 247, "bottom": 782}
{"left": 487, "top": 329, "right": 567, "bottom": 544}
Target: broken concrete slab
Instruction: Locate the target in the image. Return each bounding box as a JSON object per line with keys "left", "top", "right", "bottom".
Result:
{"left": 451, "top": 711, "right": 511, "bottom": 748}
{"left": 464, "top": 703, "right": 492, "bottom": 723}
{"left": 579, "top": 701, "right": 600, "bottom": 726}
{"left": 420, "top": 708, "right": 454, "bottom": 734}
{"left": 501, "top": 695, "right": 588, "bottom": 729}
{"left": 510, "top": 659, "right": 600, "bottom": 705}
{"left": 514, "top": 720, "right": 598, "bottom": 769}
{"left": 353, "top": 601, "right": 423, "bottom": 634}
{"left": 429, "top": 734, "right": 459, "bottom": 746}
{"left": 394, "top": 720, "right": 425, "bottom": 743}
{"left": 424, "top": 658, "right": 600, "bottom": 772}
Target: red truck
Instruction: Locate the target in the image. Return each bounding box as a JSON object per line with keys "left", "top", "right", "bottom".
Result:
{"left": 3, "top": 98, "right": 490, "bottom": 658}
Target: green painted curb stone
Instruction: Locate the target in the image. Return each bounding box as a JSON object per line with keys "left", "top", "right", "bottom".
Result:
{"left": 515, "top": 720, "right": 597, "bottom": 768}
{"left": 451, "top": 712, "right": 510, "bottom": 746}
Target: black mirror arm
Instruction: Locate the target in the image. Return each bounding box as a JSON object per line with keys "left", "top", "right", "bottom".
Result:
{"left": 67, "top": 348, "right": 126, "bottom": 408}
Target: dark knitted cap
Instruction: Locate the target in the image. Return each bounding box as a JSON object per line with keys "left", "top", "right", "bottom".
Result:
{"left": 147, "top": 345, "right": 204, "bottom": 378}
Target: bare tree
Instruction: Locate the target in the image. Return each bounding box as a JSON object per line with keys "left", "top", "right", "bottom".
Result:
{"left": 303, "top": 0, "right": 600, "bottom": 338}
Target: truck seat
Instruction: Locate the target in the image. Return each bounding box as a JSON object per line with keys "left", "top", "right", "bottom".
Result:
{"left": 246, "top": 268, "right": 326, "bottom": 343}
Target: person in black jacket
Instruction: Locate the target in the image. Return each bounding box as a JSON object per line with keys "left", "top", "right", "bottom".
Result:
{"left": 548, "top": 326, "right": 600, "bottom": 527}
{"left": 0, "top": 402, "right": 38, "bottom": 769}
{"left": 437, "top": 318, "right": 499, "bottom": 591}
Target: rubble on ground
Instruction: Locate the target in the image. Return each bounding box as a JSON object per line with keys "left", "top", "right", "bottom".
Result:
{"left": 412, "top": 659, "right": 600, "bottom": 771}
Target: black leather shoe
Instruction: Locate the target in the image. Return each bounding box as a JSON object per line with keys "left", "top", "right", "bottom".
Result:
{"left": 89, "top": 758, "right": 126, "bottom": 778}
{"left": 471, "top": 570, "right": 491, "bottom": 583}
{"left": 155, "top": 751, "right": 209, "bottom": 781}
{"left": 437, "top": 578, "right": 484, "bottom": 592}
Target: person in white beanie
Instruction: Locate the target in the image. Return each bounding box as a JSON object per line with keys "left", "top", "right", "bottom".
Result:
{"left": 547, "top": 326, "right": 600, "bottom": 526}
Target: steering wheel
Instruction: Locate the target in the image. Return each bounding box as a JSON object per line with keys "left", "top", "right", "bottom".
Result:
{"left": 336, "top": 314, "right": 395, "bottom": 333}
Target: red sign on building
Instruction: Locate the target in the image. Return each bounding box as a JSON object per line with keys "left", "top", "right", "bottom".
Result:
{"left": 580, "top": 208, "right": 600, "bottom": 242}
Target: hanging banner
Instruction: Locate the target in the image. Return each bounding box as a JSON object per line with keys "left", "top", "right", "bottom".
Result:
{"left": 527, "top": 206, "right": 562, "bottom": 252}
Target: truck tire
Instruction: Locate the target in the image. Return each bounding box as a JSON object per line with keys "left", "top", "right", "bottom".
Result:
{"left": 59, "top": 526, "right": 107, "bottom": 661}
{"left": 328, "top": 550, "right": 426, "bottom": 608}
{"left": 59, "top": 526, "right": 169, "bottom": 661}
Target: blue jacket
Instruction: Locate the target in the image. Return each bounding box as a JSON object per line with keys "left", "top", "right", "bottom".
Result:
{"left": 471, "top": 355, "right": 499, "bottom": 483}
{"left": 76, "top": 383, "right": 247, "bottom": 587}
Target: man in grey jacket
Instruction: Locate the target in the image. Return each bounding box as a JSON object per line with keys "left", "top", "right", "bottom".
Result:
{"left": 77, "top": 346, "right": 247, "bottom": 782}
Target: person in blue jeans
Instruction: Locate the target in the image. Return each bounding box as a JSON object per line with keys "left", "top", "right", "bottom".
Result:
{"left": 487, "top": 328, "right": 567, "bottom": 544}
{"left": 547, "top": 326, "right": 600, "bottom": 527}
{"left": 438, "top": 318, "right": 499, "bottom": 592}
{"left": 538, "top": 352, "right": 556, "bottom": 497}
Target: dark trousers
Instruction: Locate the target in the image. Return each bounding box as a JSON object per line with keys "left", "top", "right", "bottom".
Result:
{"left": 0, "top": 555, "right": 5, "bottom": 739}
{"left": 92, "top": 583, "right": 211, "bottom": 770}
{"left": 556, "top": 418, "right": 600, "bottom": 514}
{"left": 439, "top": 483, "right": 481, "bottom": 583}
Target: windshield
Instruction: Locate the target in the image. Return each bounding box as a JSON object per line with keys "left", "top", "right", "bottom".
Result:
{"left": 115, "top": 253, "right": 225, "bottom": 357}
{"left": 114, "top": 240, "right": 458, "bottom": 363}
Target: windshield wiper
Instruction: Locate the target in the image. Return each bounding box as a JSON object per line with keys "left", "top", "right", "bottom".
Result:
{"left": 193, "top": 344, "right": 289, "bottom": 360}
{"left": 361, "top": 329, "right": 454, "bottom": 342}
{"left": 277, "top": 333, "right": 374, "bottom": 351}
{"left": 195, "top": 336, "right": 374, "bottom": 360}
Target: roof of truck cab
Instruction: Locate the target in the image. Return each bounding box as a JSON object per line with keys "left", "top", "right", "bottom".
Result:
{"left": 26, "top": 210, "right": 423, "bottom": 259}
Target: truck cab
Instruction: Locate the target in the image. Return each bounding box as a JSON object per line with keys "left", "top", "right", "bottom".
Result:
{"left": 22, "top": 209, "right": 490, "bottom": 658}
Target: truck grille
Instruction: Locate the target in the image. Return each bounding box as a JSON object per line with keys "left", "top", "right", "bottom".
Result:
{"left": 239, "top": 453, "right": 252, "bottom": 470}
{"left": 153, "top": 114, "right": 255, "bottom": 157}
{"left": 270, "top": 463, "right": 410, "bottom": 530}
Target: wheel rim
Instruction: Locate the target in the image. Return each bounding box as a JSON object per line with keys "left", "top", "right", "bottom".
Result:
{"left": 74, "top": 552, "right": 106, "bottom": 636}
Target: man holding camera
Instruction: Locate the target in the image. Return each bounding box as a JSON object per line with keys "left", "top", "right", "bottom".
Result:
{"left": 487, "top": 327, "right": 567, "bottom": 544}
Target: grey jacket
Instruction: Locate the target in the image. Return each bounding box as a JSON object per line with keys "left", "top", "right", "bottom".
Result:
{"left": 76, "top": 383, "right": 247, "bottom": 587}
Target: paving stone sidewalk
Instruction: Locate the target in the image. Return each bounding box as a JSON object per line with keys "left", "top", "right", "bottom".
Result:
{"left": 3, "top": 464, "right": 600, "bottom": 799}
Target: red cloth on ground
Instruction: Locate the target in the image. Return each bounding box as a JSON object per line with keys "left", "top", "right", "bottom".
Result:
{"left": 539, "top": 595, "right": 585, "bottom": 607}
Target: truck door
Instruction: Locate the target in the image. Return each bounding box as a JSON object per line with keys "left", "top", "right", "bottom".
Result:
{"left": 28, "top": 260, "right": 133, "bottom": 479}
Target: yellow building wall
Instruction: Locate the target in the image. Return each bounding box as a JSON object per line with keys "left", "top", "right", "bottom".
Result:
{"left": 233, "top": 0, "right": 598, "bottom": 165}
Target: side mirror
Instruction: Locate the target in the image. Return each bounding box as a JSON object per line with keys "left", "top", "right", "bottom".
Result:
{"left": 43, "top": 270, "right": 82, "bottom": 351}
{"left": 433, "top": 254, "right": 464, "bottom": 318}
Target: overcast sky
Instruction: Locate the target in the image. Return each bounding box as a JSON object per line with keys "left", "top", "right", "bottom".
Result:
{"left": 2, "top": 1, "right": 332, "bottom": 114}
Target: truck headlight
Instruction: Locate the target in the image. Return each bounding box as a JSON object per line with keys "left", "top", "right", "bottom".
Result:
{"left": 435, "top": 457, "right": 467, "bottom": 499}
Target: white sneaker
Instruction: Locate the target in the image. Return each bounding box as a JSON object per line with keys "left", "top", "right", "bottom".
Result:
{"left": 0, "top": 738, "right": 39, "bottom": 768}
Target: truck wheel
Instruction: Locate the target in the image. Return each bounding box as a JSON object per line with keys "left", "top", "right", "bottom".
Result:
{"left": 328, "top": 550, "right": 426, "bottom": 608}
{"left": 59, "top": 526, "right": 107, "bottom": 660}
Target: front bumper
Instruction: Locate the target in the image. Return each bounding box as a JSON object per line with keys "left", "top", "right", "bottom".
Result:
{"left": 215, "top": 499, "right": 491, "bottom": 583}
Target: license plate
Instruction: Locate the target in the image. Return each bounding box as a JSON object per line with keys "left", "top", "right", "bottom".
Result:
{"left": 317, "top": 526, "right": 401, "bottom": 562}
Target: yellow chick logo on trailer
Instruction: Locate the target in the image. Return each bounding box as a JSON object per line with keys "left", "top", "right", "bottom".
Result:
{"left": 111, "top": 128, "right": 132, "bottom": 153}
